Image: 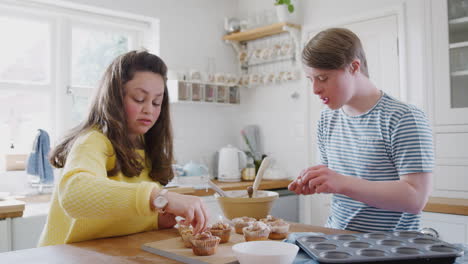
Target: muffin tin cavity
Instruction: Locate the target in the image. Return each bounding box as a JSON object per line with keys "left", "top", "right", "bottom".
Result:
{"left": 319, "top": 251, "right": 352, "bottom": 259}
{"left": 300, "top": 236, "right": 327, "bottom": 243}
{"left": 333, "top": 234, "right": 358, "bottom": 241}
{"left": 312, "top": 243, "right": 338, "bottom": 250}
{"left": 364, "top": 232, "right": 389, "bottom": 239}
{"left": 358, "top": 249, "right": 388, "bottom": 257}
{"left": 378, "top": 239, "right": 404, "bottom": 246}
{"left": 412, "top": 237, "right": 439, "bottom": 244}
{"left": 296, "top": 232, "right": 463, "bottom": 264}
{"left": 430, "top": 245, "right": 461, "bottom": 253}
{"left": 393, "top": 247, "right": 422, "bottom": 255}
{"left": 344, "top": 241, "right": 371, "bottom": 249}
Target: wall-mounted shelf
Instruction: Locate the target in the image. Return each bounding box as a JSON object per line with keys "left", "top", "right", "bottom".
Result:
{"left": 223, "top": 22, "right": 302, "bottom": 90}
{"left": 167, "top": 80, "right": 240, "bottom": 105}
{"left": 222, "top": 22, "right": 301, "bottom": 42}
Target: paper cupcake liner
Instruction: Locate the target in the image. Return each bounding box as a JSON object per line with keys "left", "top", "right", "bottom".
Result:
{"left": 191, "top": 236, "right": 221, "bottom": 249}
{"left": 209, "top": 228, "right": 231, "bottom": 243}
{"left": 181, "top": 231, "right": 193, "bottom": 248}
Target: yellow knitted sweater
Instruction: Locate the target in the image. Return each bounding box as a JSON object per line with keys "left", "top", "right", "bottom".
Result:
{"left": 38, "top": 129, "right": 162, "bottom": 246}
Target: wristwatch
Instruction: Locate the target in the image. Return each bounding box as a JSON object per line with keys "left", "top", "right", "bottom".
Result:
{"left": 153, "top": 189, "right": 169, "bottom": 213}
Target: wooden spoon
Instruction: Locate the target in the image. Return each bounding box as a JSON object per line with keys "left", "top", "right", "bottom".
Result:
{"left": 252, "top": 157, "right": 271, "bottom": 197}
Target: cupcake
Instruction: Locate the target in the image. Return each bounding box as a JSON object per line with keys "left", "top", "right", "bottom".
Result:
{"left": 208, "top": 221, "right": 232, "bottom": 243}
{"left": 267, "top": 219, "right": 290, "bottom": 240}
{"left": 260, "top": 215, "right": 279, "bottom": 224}
{"left": 191, "top": 231, "right": 221, "bottom": 256}
{"left": 177, "top": 223, "right": 193, "bottom": 236}
{"left": 232, "top": 216, "right": 256, "bottom": 234}
{"left": 243, "top": 221, "right": 271, "bottom": 241}
{"left": 180, "top": 229, "right": 193, "bottom": 248}
{"left": 176, "top": 219, "right": 192, "bottom": 236}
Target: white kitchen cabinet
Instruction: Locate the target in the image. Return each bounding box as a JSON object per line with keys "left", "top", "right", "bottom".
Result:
{"left": 11, "top": 214, "right": 47, "bottom": 250}
{"left": 432, "top": 0, "right": 468, "bottom": 125}
{"left": 430, "top": 0, "right": 468, "bottom": 199}
{"left": 421, "top": 212, "right": 468, "bottom": 244}
{"left": 0, "top": 218, "right": 12, "bottom": 253}
{"left": 270, "top": 190, "right": 299, "bottom": 222}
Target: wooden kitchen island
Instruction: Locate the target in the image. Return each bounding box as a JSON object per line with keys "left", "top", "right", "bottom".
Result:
{"left": 0, "top": 223, "right": 353, "bottom": 264}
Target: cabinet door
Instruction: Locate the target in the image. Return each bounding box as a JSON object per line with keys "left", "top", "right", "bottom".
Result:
{"left": 11, "top": 215, "right": 47, "bottom": 250}
{"left": 271, "top": 194, "right": 299, "bottom": 222}
{"left": 0, "top": 219, "right": 11, "bottom": 253}
{"left": 432, "top": 0, "right": 468, "bottom": 125}
{"left": 421, "top": 212, "right": 468, "bottom": 244}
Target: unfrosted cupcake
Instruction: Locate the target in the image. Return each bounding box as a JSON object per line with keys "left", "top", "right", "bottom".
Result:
{"left": 191, "top": 231, "right": 221, "bottom": 256}
{"left": 208, "top": 221, "right": 232, "bottom": 243}
{"left": 242, "top": 221, "right": 271, "bottom": 241}
{"left": 232, "top": 216, "right": 256, "bottom": 234}
{"left": 180, "top": 229, "right": 193, "bottom": 248}
{"left": 267, "top": 219, "right": 290, "bottom": 240}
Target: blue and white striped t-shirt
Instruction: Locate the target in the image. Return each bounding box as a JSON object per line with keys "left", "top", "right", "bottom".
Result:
{"left": 318, "top": 92, "right": 434, "bottom": 232}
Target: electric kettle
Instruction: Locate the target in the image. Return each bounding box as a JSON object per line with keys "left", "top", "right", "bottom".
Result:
{"left": 218, "top": 145, "right": 247, "bottom": 182}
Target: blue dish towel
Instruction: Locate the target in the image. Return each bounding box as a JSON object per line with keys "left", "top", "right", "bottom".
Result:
{"left": 26, "top": 129, "right": 54, "bottom": 184}
{"left": 285, "top": 232, "right": 468, "bottom": 264}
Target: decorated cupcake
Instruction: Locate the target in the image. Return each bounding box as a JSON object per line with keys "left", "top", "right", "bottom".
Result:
{"left": 180, "top": 229, "right": 193, "bottom": 248}
{"left": 208, "top": 221, "right": 232, "bottom": 243}
{"left": 176, "top": 219, "right": 193, "bottom": 236}
{"left": 232, "top": 216, "right": 256, "bottom": 234}
{"left": 177, "top": 223, "right": 193, "bottom": 236}
{"left": 242, "top": 221, "right": 271, "bottom": 241}
{"left": 267, "top": 219, "right": 290, "bottom": 240}
{"left": 190, "top": 231, "right": 221, "bottom": 256}
{"left": 260, "top": 215, "right": 279, "bottom": 224}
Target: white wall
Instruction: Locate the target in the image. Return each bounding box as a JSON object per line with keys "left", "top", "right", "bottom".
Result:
{"left": 62, "top": 0, "right": 242, "bottom": 170}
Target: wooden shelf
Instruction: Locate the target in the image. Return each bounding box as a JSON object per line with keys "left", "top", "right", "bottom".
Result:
{"left": 223, "top": 22, "right": 301, "bottom": 42}
{"left": 449, "top": 16, "right": 468, "bottom": 25}
{"left": 449, "top": 41, "right": 468, "bottom": 49}
{"left": 451, "top": 70, "right": 468, "bottom": 76}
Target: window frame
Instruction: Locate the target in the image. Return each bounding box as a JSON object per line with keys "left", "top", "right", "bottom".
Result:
{"left": 0, "top": 0, "right": 159, "bottom": 172}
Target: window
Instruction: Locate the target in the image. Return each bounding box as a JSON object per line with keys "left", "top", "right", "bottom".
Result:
{"left": 0, "top": 1, "right": 158, "bottom": 172}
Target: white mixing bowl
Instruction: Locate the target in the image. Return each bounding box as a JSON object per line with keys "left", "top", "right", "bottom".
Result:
{"left": 232, "top": 241, "right": 299, "bottom": 264}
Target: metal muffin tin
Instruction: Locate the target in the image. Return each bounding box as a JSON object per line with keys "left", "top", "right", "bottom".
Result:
{"left": 296, "top": 231, "right": 464, "bottom": 264}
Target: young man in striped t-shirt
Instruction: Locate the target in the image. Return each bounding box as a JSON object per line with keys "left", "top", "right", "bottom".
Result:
{"left": 289, "top": 28, "right": 434, "bottom": 232}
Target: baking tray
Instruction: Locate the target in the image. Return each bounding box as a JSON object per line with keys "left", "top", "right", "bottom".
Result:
{"left": 296, "top": 231, "right": 464, "bottom": 264}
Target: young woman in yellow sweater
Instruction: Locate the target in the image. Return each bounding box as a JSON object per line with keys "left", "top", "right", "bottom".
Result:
{"left": 38, "top": 50, "right": 209, "bottom": 246}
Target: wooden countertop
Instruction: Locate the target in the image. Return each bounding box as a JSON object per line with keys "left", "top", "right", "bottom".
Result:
{"left": 423, "top": 196, "right": 468, "bottom": 216}
{"left": 15, "top": 179, "right": 293, "bottom": 204}
{"left": 12, "top": 180, "right": 468, "bottom": 216}
{"left": 168, "top": 179, "right": 293, "bottom": 196}
{"left": 0, "top": 223, "right": 353, "bottom": 263}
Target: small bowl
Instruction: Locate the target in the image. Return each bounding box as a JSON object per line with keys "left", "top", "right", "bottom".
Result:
{"left": 214, "top": 190, "right": 278, "bottom": 220}
{"left": 232, "top": 241, "right": 299, "bottom": 264}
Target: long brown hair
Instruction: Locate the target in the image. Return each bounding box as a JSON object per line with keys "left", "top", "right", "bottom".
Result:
{"left": 50, "top": 50, "right": 174, "bottom": 185}
{"left": 302, "top": 28, "right": 369, "bottom": 77}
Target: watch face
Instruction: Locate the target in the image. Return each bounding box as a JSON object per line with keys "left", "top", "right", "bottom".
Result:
{"left": 154, "top": 196, "right": 168, "bottom": 209}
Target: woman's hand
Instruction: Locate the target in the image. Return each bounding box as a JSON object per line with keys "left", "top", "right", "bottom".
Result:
{"left": 289, "top": 165, "right": 347, "bottom": 195}
{"left": 151, "top": 189, "right": 209, "bottom": 234}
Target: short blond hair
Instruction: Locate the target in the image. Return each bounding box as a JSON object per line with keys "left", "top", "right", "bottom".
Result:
{"left": 302, "top": 28, "right": 369, "bottom": 77}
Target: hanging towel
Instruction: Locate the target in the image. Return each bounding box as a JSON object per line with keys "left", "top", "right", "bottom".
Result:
{"left": 26, "top": 129, "right": 54, "bottom": 184}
